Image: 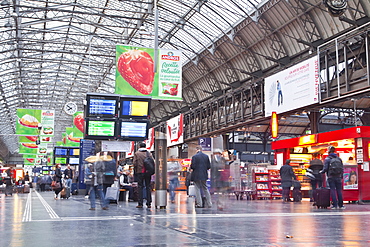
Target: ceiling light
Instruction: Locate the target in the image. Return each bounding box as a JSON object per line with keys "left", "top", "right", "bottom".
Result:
{"left": 4, "top": 21, "right": 12, "bottom": 28}
{"left": 1, "top": 0, "right": 9, "bottom": 6}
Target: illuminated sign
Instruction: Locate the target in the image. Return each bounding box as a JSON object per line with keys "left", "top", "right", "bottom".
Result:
{"left": 298, "top": 134, "right": 317, "bottom": 145}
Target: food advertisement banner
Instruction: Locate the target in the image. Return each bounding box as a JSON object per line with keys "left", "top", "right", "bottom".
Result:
{"left": 264, "top": 57, "right": 319, "bottom": 117}
{"left": 115, "top": 45, "right": 182, "bottom": 101}
{"left": 16, "top": 109, "right": 55, "bottom": 136}
{"left": 19, "top": 142, "right": 47, "bottom": 155}
{"left": 65, "top": 127, "right": 81, "bottom": 147}
{"left": 73, "top": 112, "right": 84, "bottom": 134}
{"left": 166, "top": 114, "right": 183, "bottom": 147}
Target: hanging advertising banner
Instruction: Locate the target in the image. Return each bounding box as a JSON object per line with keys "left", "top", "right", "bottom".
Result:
{"left": 73, "top": 112, "right": 84, "bottom": 134}
{"left": 264, "top": 57, "right": 319, "bottom": 117}
{"left": 115, "top": 45, "right": 182, "bottom": 101}
{"left": 166, "top": 114, "right": 183, "bottom": 147}
{"left": 146, "top": 128, "right": 155, "bottom": 152}
{"left": 16, "top": 109, "right": 55, "bottom": 136}
{"left": 126, "top": 141, "right": 135, "bottom": 158}
{"left": 66, "top": 127, "right": 81, "bottom": 147}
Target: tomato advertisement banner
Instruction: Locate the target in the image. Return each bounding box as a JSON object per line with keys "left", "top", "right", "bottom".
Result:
{"left": 115, "top": 45, "right": 182, "bottom": 101}
{"left": 73, "top": 112, "right": 84, "bottom": 134}
{"left": 166, "top": 114, "right": 184, "bottom": 147}
{"left": 16, "top": 109, "right": 55, "bottom": 136}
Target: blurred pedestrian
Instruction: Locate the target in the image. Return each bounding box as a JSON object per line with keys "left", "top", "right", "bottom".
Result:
{"left": 191, "top": 146, "right": 212, "bottom": 208}
{"left": 280, "top": 159, "right": 296, "bottom": 202}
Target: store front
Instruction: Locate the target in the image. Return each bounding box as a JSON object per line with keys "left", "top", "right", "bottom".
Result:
{"left": 272, "top": 126, "right": 370, "bottom": 202}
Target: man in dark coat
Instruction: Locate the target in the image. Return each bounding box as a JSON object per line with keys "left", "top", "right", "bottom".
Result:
{"left": 280, "top": 159, "right": 296, "bottom": 202}
{"left": 320, "top": 146, "right": 345, "bottom": 209}
{"left": 190, "top": 146, "right": 212, "bottom": 208}
{"left": 133, "top": 143, "right": 154, "bottom": 208}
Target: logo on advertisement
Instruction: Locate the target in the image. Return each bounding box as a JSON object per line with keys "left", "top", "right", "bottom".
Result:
{"left": 161, "top": 52, "right": 180, "bottom": 61}
{"left": 42, "top": 111, "right": 54, "bottom": 116}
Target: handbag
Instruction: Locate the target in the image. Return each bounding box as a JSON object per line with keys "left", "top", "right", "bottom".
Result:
{"left": 51, "top": 181, "right": 60, "bottom": 189}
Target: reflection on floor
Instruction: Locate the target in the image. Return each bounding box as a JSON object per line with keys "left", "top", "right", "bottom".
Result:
{"left": 1, "top": 190, "right": 370, "bottom": 246}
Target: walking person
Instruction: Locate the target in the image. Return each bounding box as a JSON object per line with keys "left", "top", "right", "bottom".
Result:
{"left": 84, "top": 163, "right": 93, "bottom": 199}
{"left": 280, "top": 159, "right": 296, "bottom": 202}
{"left": 133, "top": 142, "right": 153, "bottom": 208}
{"left": 320, "top": 146, "right": 345, "bottom": 209}
{"left": 102, "top": 151, "right": 117, "bottom": 195}
{"left": 211, "top": 149, "right": 229, "bottom": 210}
{"left": 190, "top": 146, "right": 212, "bottom": 208}
{"left": 54, "top": 164, "right": 63, "bottom": 199}
{"left": 89, "top": 154, "right": 109, "bottom": 210}
{"left": 63, "top": 164, "right": 73, "bottom": 189}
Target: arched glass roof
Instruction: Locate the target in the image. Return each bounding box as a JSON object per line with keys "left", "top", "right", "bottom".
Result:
{"left": 0, "top": 0, "right": 368, "bottom": 157}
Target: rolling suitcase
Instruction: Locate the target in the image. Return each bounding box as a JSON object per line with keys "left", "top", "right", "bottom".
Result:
{"left": 292, "top": 181, "right": 302, "bottom": 202}
{"left": 188, "top": 183, "right": 196, "bottom": 197}
{"left": 315, "top": 187, "right": 330, "bottom": 209}
{"left": 23, "top": 184, "right": 30, "bottom": 193}
{"left": 105, "top": 186, "right": 119, "bottom": 204}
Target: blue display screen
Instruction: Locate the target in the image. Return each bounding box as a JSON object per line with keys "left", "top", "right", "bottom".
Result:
{"left": 55, "top": 148, "right": 68, "bottom": 156}
{"left": 89, "top": 99, "right": 116, "bottom": 115}
{"left": 120, "top": 122, "right": 147, "bottom": 138}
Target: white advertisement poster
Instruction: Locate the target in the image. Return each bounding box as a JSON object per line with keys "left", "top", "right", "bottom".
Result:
{"left": 125, "top": 141, "right": 135, "bottom": 158}
{"left": 166, "top": 114, "right": 183, "bottom": 147}
{"left": 145, "top": 128, "right": 155, "bottom": 152}
{"left": 264, "top": 57, "right": 319, "bottom": 117}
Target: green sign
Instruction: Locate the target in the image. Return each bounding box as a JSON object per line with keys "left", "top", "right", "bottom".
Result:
{"left": 16, "top": 109, "right": 55, "bottom": 136}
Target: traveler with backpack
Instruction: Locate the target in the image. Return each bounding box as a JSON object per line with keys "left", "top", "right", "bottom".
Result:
{"left": 133, "top": 142, "right": 154, "bottom": 208}
{"left": 320, "top": 146, "right": 345, "bottom": 209}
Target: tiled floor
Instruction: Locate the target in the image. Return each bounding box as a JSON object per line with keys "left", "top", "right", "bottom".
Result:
{"left": 1, "top": 189, "right": 370, "bottom": 246}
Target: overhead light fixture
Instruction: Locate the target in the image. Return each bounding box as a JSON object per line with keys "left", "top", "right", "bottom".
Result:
{"left": 323, "top": 0, "right": 348, "bottom": 17}
{"left": 4, "top": 21, "right": 12, "bottom": 28}
{"left": 1, "top": 0, "right": 10, "bottom": 6}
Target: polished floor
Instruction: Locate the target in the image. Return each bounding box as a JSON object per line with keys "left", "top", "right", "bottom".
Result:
{"left": 1, "top": 188, "right": 370, "bottom": 247}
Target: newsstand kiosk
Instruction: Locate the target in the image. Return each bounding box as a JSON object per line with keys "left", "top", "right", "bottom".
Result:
{"left": 271, "top": 126, "right": 370, "bottom": 202}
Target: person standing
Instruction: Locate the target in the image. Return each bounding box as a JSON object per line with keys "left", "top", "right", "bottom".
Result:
{"left": 309, "top": 153, "right": 324, "bottom": 203}
{"left": 280, "top": 159, "right": 296, "bottom": 202}
{"left": 190, "top": 146, "right": 212, "bottom": 208}
{"left": 63, "top": 164, "right": 73, "bottom": 195}
{"left": 54, "top": 164, "right": 63, "bottom": 199}
{"left": 320, "top": 146, "right": 345, "bottom": 209}
{"left": 89, "top": 154, "right": 109, "bottom": 210}
{"left": 102, "top": 151, "right": 117, "bottom": 195}
{"left": 84, "top": 163, "right": 93, "bottom": 199}
{"left": 133, "top": 142, "right": 153, "bottom": 208}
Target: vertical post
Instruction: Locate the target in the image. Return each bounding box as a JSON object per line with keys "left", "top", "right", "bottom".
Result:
{"left": 154, "top": 1, "right": 159, "bottom": 73}
{"left": 155, "top": 131, "right": 167, "bottom": 209}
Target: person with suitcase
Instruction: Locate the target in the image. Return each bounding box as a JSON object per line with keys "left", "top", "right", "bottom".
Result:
{"left": 280, "top": 159, "right": 296, "bottom": 202}
{"left": 190, "top": 146, "right": 212, "bottom": 208}
{"left": 320, "top": 146, "right": 345, "bottom": 209}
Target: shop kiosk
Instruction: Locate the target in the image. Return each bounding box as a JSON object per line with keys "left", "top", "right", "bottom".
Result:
{"left": 272, "top": 126, "right": 370, "bottom": 202}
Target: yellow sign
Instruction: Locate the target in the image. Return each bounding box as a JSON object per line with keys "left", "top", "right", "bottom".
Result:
{"left": 299, "top": 134, "right": 316, "bottom": 145}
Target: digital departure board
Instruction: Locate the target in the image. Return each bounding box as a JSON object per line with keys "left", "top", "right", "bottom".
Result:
{"left": 85, "top": 93, "right": 119, "bottom": 118}
{"left": 117, "top": 120, "right": 148, "bottom": 141}
{"left": 84, "top": 119, "right": 117, "bottom": 140}
{"left": 55, "top": 148, "right": 68, "bottom": 156}
{"left": 120, "top": 96, "right": 151, "bottom": 119}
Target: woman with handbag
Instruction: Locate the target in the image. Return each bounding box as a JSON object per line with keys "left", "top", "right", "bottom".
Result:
{"left": 53, "top": 163, "right": 63, "bottom": 199}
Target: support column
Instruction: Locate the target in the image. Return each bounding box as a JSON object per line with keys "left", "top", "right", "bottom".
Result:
{"left": 155, "top": 131, "right": 167, "bottom": 209}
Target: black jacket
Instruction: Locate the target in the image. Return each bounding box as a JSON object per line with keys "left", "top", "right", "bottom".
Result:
{"left": 190, "top": 151, "right": 211, "bottom": 181}
{"left": 280, "top": 164, "right": 296, "bottom": 187}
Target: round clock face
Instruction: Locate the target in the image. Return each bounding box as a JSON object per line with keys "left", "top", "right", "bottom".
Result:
{"left": 64, "top": 102, "right": 78, "bottom": 115}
